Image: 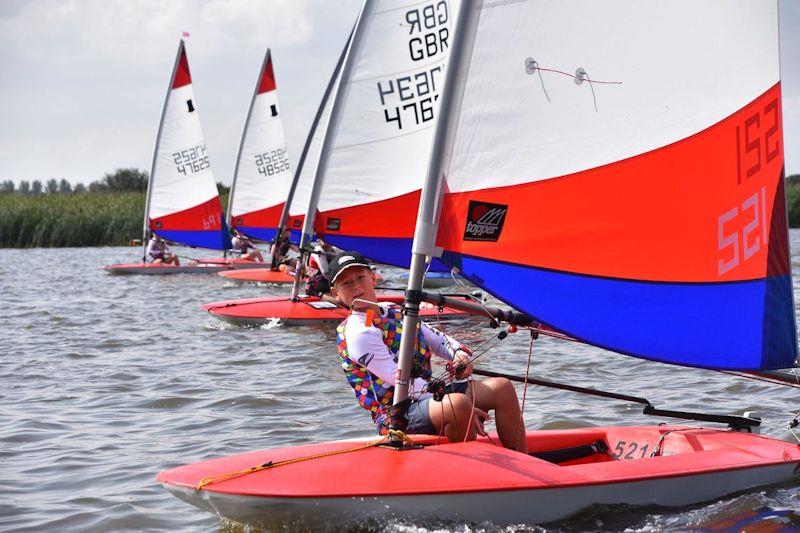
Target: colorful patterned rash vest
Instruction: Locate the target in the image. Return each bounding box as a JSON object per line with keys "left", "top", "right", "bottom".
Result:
{"left": 337, "top": 307, "right": 433, "bottom": 432}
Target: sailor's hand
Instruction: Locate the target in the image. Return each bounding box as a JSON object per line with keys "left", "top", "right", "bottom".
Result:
{"left": 449, "top": 350, "right": 473, "bottom": 379}
{"left": 472, "top": 407, "right": 489, "bottom": 437}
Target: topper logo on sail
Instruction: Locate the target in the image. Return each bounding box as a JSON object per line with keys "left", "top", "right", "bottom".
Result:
{"left": 463, "top": 201, "right": 507, "bottom": 242}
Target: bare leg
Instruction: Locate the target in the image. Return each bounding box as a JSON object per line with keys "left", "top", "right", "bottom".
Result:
{"left": 471, "top": 378, "right": 527, "bottom": 453}
{"left": 427, "top": 393, "right": 479, "bottom": 442}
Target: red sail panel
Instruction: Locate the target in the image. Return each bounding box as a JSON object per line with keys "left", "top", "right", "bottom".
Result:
{"left": 172, "top": 44, "right": 192, "bottom": 89}
{"left": 318, "top": 190, "right": 420, "bottom": 239}
{"left": 258, "top": 56, "right": 277, "bottom": 94}
{"left": 231, "top": 203, "right": 284, "bottom": 230}
{"left": 437, "top": 84, "right": 786, "bottom": 284}
{"left": 151, "top": 196, "right": 225, "bottom": 231}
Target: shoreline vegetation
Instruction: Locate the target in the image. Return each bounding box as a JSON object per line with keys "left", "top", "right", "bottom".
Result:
{"left": 1, "top": 169, "right": 799, "bottom": 248}
{"left": 0, "top": 169, "right": 229, "bottom": 248}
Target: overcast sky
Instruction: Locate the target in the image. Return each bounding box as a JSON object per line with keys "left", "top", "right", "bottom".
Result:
{"left": 1, "top": 0, "right": 799, "bottom": 186}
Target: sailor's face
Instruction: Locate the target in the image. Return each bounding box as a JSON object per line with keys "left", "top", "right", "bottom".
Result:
{"left": 332, "top": 266, "right": 376, "bottom": 310}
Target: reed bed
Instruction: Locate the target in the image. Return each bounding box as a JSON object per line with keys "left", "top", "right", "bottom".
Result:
{"left": 0, "top": 192, "right": 231, "bottom": 248}
{"left": 0, "top": 192, "right": 146, "bottom": 247}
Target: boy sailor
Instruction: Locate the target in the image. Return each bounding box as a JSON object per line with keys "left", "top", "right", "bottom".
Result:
{"left": 330, "top": 251, "right": 527, "bottom": 452}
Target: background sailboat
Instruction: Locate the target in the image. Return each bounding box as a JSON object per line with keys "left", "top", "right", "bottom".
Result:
{"left": 204, "top": 1, "right": 473, "bottom": 325}
{"left": 226, "top": 49, "right": 292, "bottom": 244}
{"left": 216, "top": 42, "right": 344, "bottom": 285}
{"left": 105, "top": 39, "right": 231, "bottom": 275}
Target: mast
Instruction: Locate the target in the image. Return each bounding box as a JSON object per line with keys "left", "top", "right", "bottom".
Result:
{"left": 289, "top": 2, "right": 369, "bottom": 301}
{"left": 142, "top": 39, "right": 184, "bottom": 262}
{"left": 392, "top": 0, "right": 480, "bottom": 434}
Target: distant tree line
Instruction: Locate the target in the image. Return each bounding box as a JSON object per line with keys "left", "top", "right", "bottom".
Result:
{"left": 0, "top": 168, "right": 149, "bottom": 195}
{"left": 0, "top": 167, "right": 230, "bottom": 197}
{"left": 0, "top": 168, "right": 231, "bottom": 247}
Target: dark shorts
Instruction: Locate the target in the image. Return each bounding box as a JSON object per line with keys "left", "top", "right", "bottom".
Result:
{"left": 405, "top": 380, "right": 469, "bottom": 435}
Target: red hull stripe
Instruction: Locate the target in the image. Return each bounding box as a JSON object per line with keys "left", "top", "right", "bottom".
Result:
{"left": 317, "top": 190, "right": 420, "bottom": 239}
{"left": 437, "top": 84, "right": 787, "bottom": 283}
{"left": 258, "top": 56, "right": 277, "bottom": 94}
{"left": 231, "top": 203, "right": 284, "bottom": 230}
{"left": 172, "top": 45, "right": 192, "bottom": 89}
{"left": 151, "top": 196, "right": 225, "bottom": 231}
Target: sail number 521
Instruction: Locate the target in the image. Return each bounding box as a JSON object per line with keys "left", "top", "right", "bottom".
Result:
{"left": 718, "top": 187, "right": 768, "bottom": 276}
{"left": 717, "top": 98, "right": 778, "bottom": 276}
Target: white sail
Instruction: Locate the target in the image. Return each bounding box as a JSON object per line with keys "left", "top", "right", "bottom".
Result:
{"left": 306, "top": 0, "right": 458, "bottom": 266}
{"left": 145, "top": 39, "right": 227, "bottom": 250}
{"left": 401, "top": 0, "right": 793, "bottom": 372}
{"left": 228, "top": 49, "right": 292, "bottom": 242}
{"left": 285, "top": 70, "right": 337, "bottom": 235}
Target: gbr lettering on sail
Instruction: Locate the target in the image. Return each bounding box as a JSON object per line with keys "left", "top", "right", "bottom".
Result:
{"left": 377, "top": 1, "right": 450, "bottom": 130}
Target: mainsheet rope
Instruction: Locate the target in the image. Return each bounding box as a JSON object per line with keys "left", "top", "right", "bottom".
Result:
{"left": 195, "top": 430, "right": 416, "bottom": 490}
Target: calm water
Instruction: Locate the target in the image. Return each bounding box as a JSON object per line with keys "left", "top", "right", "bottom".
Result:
{"left": 2, "top": 238, "right": 800, "bottom": 532}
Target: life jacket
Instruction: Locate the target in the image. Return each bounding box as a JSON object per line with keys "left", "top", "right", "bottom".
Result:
{"left": 336, "top": 307, "right": 433, "bottom": 432}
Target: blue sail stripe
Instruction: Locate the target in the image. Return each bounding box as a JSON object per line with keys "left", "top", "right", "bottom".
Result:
{"left": 156, "top": 229, "right": 230, "bottom": 251}
{"left": 323, "top": 235, "right": 450, "bottom": 271}
{"left": 238, "top": 227, "right": 279, "bottom": 243}
{"left": 453, "top": 255, "right": 797, "bottom": 370}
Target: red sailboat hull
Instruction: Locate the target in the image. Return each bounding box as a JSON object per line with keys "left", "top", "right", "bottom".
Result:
{"left": 217, "top": 268, "right": 296, "bottom": 283}
{"left": 202, "top": 294, "right": 471, "bottom": 326}
{"left": 104, "top": 262, "right": 228, "bottom": 275}
{"left": 158, "top": 426, "right": 800, "bottom": 527}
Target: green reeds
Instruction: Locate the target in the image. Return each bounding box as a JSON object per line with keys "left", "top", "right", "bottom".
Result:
{"left": 0, "top": 192, "right": 145, "bottom": 247}
{"left": 0, "top": 192, "right": 231, "bottom": 248}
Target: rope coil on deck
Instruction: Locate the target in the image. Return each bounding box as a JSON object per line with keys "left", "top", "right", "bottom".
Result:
{"left": 195, "top": 430, "right": 416, "bottom": 490}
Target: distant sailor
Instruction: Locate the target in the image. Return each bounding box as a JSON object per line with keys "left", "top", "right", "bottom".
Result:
{"left": 330, "top": 251, "right": 527, "bottom": 452}
{"left": 269, "top": 228, "right": 299, "bottom": 272}
{"left": 146, "top": 234, "right": 180, "bottom": 266}
{"left": 231, "top": 229, "right": 264, "bottom": 262}
{"left": 305, "top": 241, "right": 339, "bottom": 305}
